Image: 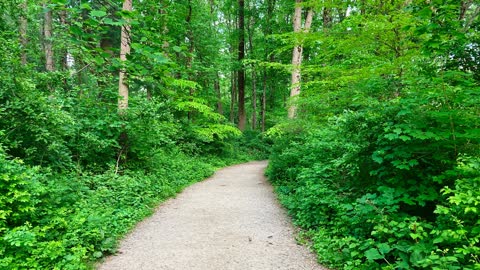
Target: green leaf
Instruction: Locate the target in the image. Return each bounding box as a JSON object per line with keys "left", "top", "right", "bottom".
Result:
{"left": 90, "top": 10, "right": 107, "bottom": 17}
{"left": 103, "top": 18, "right": 124, "bottom": 26}
{"left": 377, "top": 243, "right": 391, "bottom": 255}
{"left": 365, "top": 248, "right": 384, "bottom": 261}
{"left": 372, "top": 152, "right": 384, "bottom": 164}
{"left": 80, "top": 3, "right": 91, "bottom": 10}
{"left": 93, "top": 251, "right": 103, "bottom": 258}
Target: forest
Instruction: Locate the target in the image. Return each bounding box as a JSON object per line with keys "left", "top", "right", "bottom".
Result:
{"left": 1, "top": 0, "right": 479, "bottom": 269}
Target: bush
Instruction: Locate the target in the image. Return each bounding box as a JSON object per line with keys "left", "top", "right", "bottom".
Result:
{"left": 267, "top": 93, "right": 480, "bottom": 269}
{"left": 0, "top": 147, "right": 220, "bottom": 269}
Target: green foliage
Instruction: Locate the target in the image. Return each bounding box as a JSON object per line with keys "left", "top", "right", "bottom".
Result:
{"left": 268, "top": 111, "right": 480, "bottom": 269}
{"left": 0, "top": 1, "right": 271, "bottom": 268}
{"left": 0, "top": 148, "right": 218, "bottom": 269}
{"left": 266, "top": 1, "right": 480, "bottom": 269}
{"left": 0, "top": 149, "right": 43, "bottom": 234}
{"left": 175, "top": 99, "right": 242, "bottom": 143}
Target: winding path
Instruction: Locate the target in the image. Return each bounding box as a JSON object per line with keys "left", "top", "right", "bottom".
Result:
{"left": 98, "top": 161, "right": 325, "bottom": 270}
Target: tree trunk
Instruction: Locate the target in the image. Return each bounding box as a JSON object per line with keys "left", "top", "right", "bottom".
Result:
{"left": 237, "top": 0, "right": 246, "bottom": 131}
{"left": 19, "top": 0, "right": 28, "bottom": 65}
{"left": 247, "top": 9, "right": 257, "bottom": 130}
{"left": 160, "top": 2, "right": 169, "bottom": 51}
{"left": 43, "top": 1, "right": 54, "bottom": 72}
{"left": 230, "top": 71, "right": 237, "bottom": 123}
{"left": 186, "top": 0, "right": 195, "bottom": 121}
{"left": 215, "top": 72, "right": 223, "bottom": 115}
{"left": 251, "top": 67, "right": 257, "bottom": 130}
{"left": 460, "top": 1, "right": 472, "bottom": 20}
{"left": 59, "top": 8, "right": 69, "bottom": 70}
{"left": 268, "top": 54, "right": 275, "bottom": 110}
{"left": 287, "top": 1, "right": 303, "bottom": 119}
{"left": 208, "top": 2, "right": 222, "bottom": 116}
{"left": 261, "top": 0, "right": 275, "bottom": 131}
{"left": 288, "top": 0, "right": 313, "bottom": 119}
{"left": 118, "top": 0, "right": 132, "bottom": 112}
{"left": 323, "top": 7, "right": 331, "bottom": 29}
{"left": 261, "top": 68, "right": 267, "bottom": 132}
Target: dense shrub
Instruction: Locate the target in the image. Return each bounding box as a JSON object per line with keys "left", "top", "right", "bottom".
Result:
{"left": 267, "top": 84, "right": 480, "bottom": 269}
{"left": 0, "top": 148, "right": 217, "bottom": 270}
{"left": 0, "top": 70, "right": 268, "bottom": 269}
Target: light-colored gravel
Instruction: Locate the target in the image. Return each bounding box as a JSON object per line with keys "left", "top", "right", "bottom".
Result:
{"left": 97, "top": 161, "right": 327, "bottom": 270}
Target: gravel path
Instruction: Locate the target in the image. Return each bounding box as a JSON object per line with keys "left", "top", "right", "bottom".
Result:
{"left": 98, "top": 161, "right": 326, "bottom": 270}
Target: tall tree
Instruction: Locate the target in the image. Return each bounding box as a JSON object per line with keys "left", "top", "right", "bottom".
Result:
{"left": 19, "top": 0, "right": 28, "bottom": 65}
{"left": 43, "top": 1, "right": 54, "bottom": 72}
{"left": 59, "top": 6, "right": 68, "bottom": 71}
{"left": 237, "top": 0, "right": 246, "bottom": 130}
{"left": 247, "top": 3, "right": 257, "bottom": 130}
{"left": 186, "top": 0, "right": 195, "bottom": 120}
{"left": 214, "top": 73, "right": 223, "bottom": 114}
{"left": 230, "top": 71, "right": 237, "bottom": 123}
{"left": 261, "top": 0, "right": 276, "bottom": 131}
{"left": 288, "top": 0, "right": 313, "bottom": 118}
{"left": 118, "top": 0, "right": 132, "bottom": 112}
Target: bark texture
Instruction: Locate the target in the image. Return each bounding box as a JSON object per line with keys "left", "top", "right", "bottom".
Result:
{"left": 248, "top": 13, "right": 257, "bottom": 130}
{"left": 43, "top": 2, "right": 54, "bottom": 72}
{"left": 288, "top": 1, "right": 313, "bottom": 119}
{"left": 237, "top": 0, "right": 246, "bottom": 130}
{"left": 118, "top": 0, "right": 132, "bottom": 112}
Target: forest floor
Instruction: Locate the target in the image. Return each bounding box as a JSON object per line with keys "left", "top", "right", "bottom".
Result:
{"left": 97, "top": 161, "right": 326, "bottom": 270}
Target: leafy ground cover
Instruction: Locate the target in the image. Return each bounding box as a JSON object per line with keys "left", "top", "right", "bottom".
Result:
{"left": 267, "top": 116, "right": 480, "bottom": 269}
{"left": 0, "top": 141, "right": 268, "bottom": 270}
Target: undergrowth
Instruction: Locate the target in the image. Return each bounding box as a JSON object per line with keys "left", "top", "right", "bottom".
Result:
{"left": 266, "top": 90, "right": 480, "bottom": 269}
{"left": 0, "top": 139, "right": 270, "bottom": 270}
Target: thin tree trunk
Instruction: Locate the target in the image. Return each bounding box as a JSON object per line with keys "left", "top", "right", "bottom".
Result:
{"left": 118, "top": 0, "right": 132, "bottom": 112}
{"left": 117, "top": 0, "right": 133, "bottom": 170}
{"left": 43, "top": 1, "right": 54, "bottom": 72}
{"left": 288, "top": 1, "right": 303, "bottom": 118}
{"left": 186, "top": 0, "right": 194, "bottom": 73}
{"left": 215, "top": 72, "right": 223, "bottom": 115}
{"left": 268, "top": 54, "right": 275, "bottom": 110}
{"left": 323, "top": 7, "right": 331, "bottom": 28}
{"left": 237, "top": 0, "right": 246, "bottom": 131}
{"left": 261, "top": 0, "right": 275, "bottom": 130}
{"left": 208, "top": 2, "right": 222, "bottom": 115}
{"left": 288, "top": 1, "right": 313, "bottom": 119}
{"left": 247, "top": 10, "right": 257, "bottom": 130}
{"left": 251, "top": 68, "right": 257, "bottom": 130}
{"left": 160, "top": 2, "right": 169, "bottom": 51}
{"left": 460, "top": 1, "right": 472, "bottom": 20}
{"left": 59, "top": 8, "right": 68, "bottom": 70}
{"left": 146, "top": 90, "right": 152, "bottom": 100}
{"left": 464, "top": 5, "right": 480, "bottom": 30}
{"left": 186, "top": 0, "right": 195, "bottom": 121}
{"left": 19, "top": 0, "right": 28, "bottom": 65}
{"left": 230, "top": 71, "right": 237, "bottom": 123}
{"left": 261, "top": 68, "right": 267, "bottom": 132}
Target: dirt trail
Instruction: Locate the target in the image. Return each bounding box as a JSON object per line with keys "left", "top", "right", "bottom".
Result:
{"left": 98, "top": 161, "right": 326, "bottom": 270}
